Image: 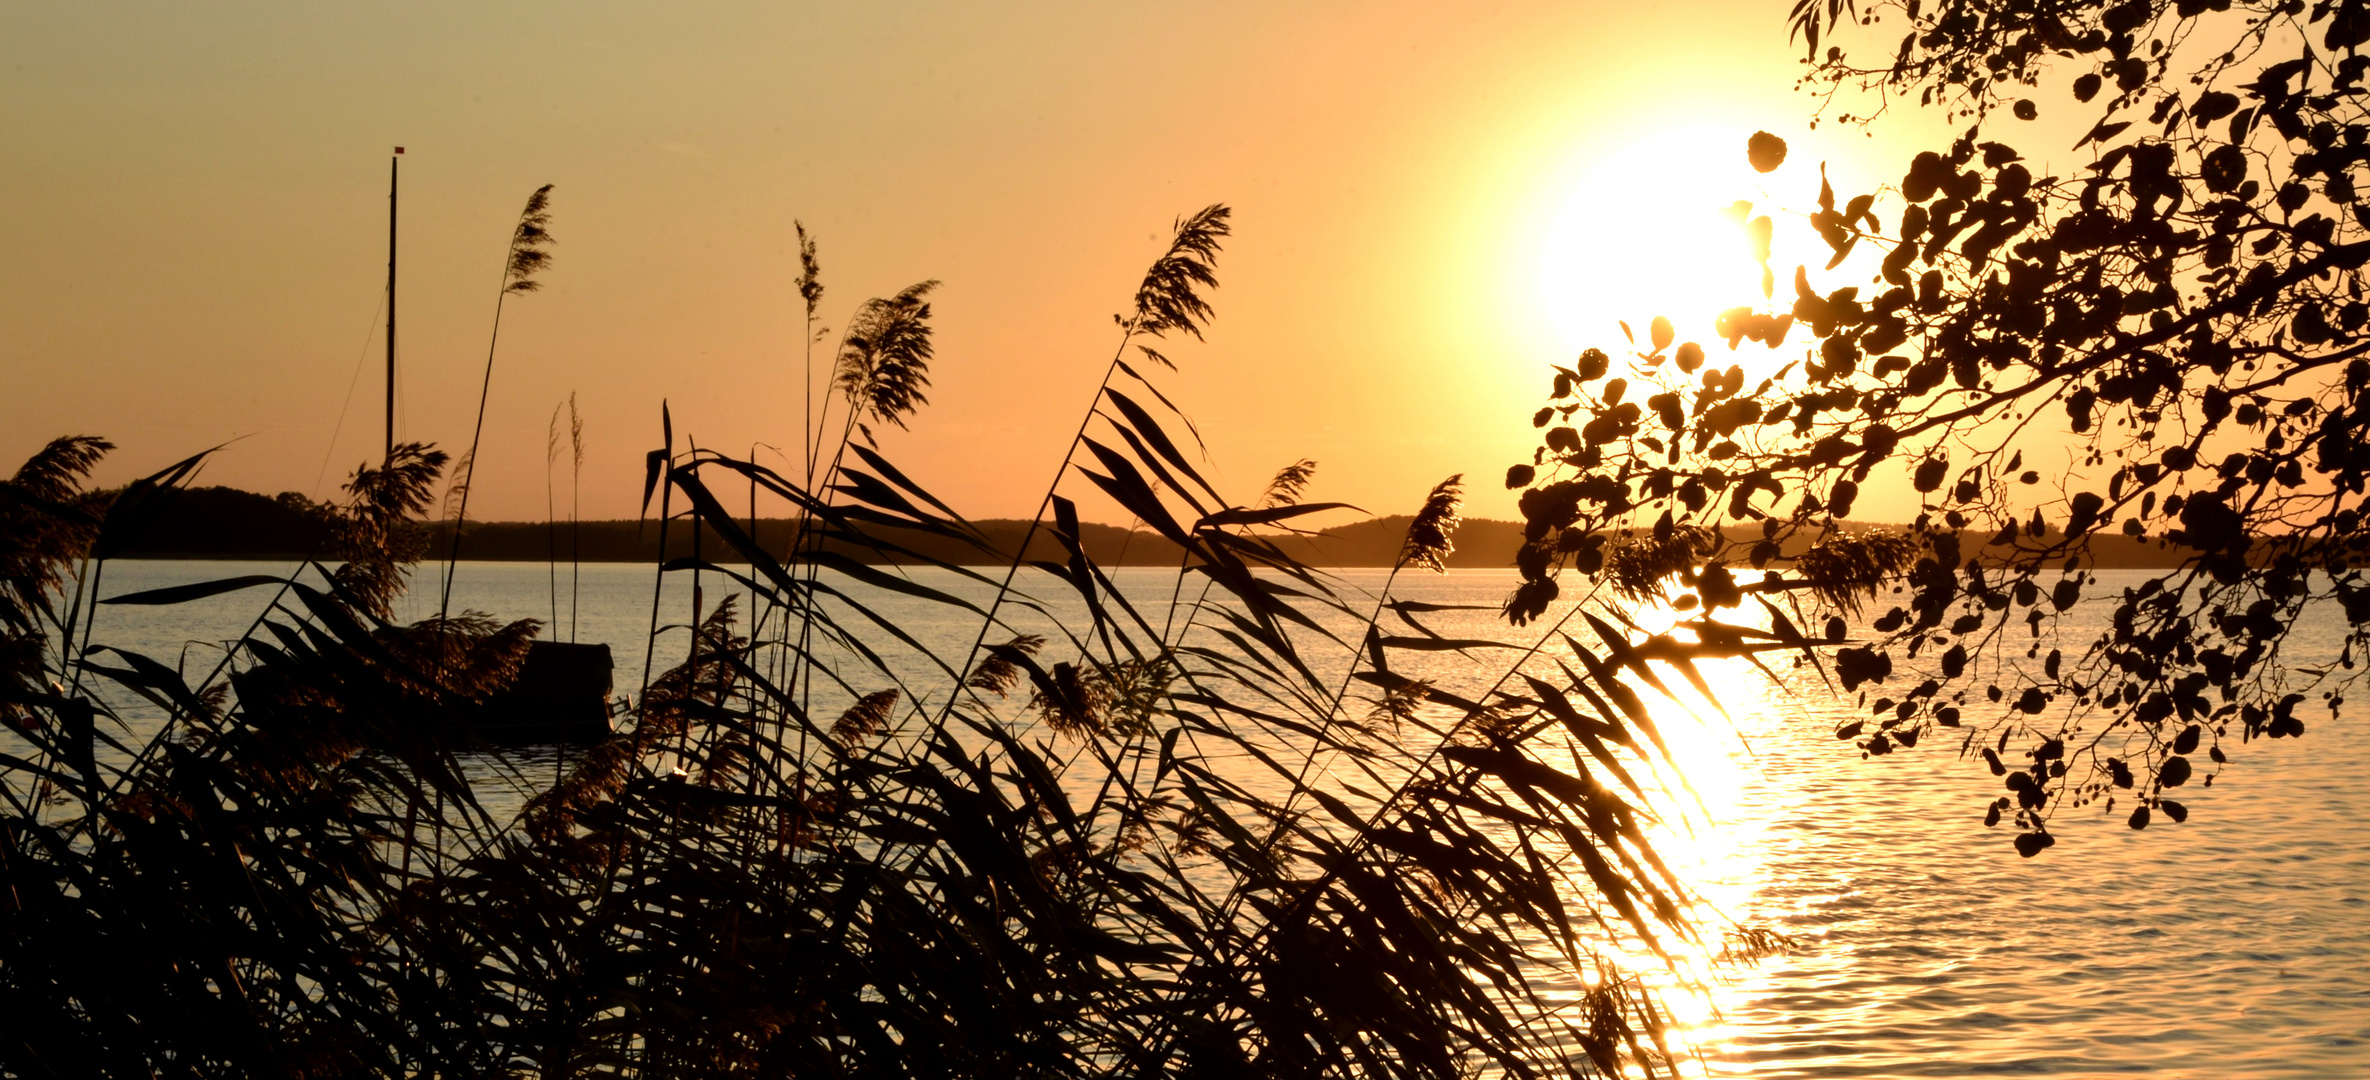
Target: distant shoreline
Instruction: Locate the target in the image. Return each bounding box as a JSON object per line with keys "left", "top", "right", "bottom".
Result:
{"left": 103, "top": 485, "right": 2215, "bottom": 569}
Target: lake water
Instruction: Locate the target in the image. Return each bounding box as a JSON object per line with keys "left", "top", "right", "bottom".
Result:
{"left": 70, "top": 559, "right": 2370, "bottom": 1078}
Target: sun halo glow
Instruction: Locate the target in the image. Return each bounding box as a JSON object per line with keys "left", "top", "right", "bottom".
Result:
{"left": 1528, "top": 127, "right": 1802, "bottom": 375}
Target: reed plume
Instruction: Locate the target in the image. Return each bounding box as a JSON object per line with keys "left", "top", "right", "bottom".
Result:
{"left": 795, "top": 221, "right": 825, "bottom": 328}
{"left": 1259, "top": 458, "right": 1318, "bottom": 510}
{"left": 1030, "top": 660, "right": 1104, "bottom": 737}
{"left": 502, "top": 184, "right": 557, "bottom": 294}
{"left": 964, "top": 632, "right": 1045, "bottom": 697}
{"left": 7, "top": 435, "right": 109, "bottom": 505}
{"left": 1398, "top": 474, "right": 1464, "bottom": 573}
{"left": 439, "top": 449, "right": 473, "bottom": 520}
{"left": 795, "top": 221, "right": 826, "bottom": 485}
{"left": 1604, "top": 524, "right": 1718, "bottom": 604}
{"left": 830, "top": 689, "right": 900, "bottom": 741}
{"left": 1128, "top": 204, "right": 1231, "bottom": 344}
{"left": 0, "top": 436, "right": 111, "bottom": 639}
{"left": 381, "top": 610, "right": 539, "bottom": 701}
{"left": 833, "top": 281, "right": 940, "bottom": 430}
{"left": 333, "top": 441, "right": 449, "bottom": 620}
{"left": 1792, "top": 530, "right": 1918, "bottom": 615}
{"left": 1362, "top": 675, "right": 1435, "bottom": 734}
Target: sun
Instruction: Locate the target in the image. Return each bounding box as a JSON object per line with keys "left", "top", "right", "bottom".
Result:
{"left": 1528, "top": 124, "right": 1801, "bottom": 368}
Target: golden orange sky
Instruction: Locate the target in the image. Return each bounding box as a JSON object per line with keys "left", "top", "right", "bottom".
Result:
{"left": 2, "top": 0, "right": 1943, "bottom": 525}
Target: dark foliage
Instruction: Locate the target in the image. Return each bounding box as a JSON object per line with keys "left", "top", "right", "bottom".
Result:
{"left": 0, "top": 207, "right": 1849, "bottom": 1077}
{"left": 1509, "top": 0, "right": 2370, "bottom": 853}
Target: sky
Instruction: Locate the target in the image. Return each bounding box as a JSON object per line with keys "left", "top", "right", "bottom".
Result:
{"left": 2, "top": 0, "right": 1950, "bottom": 525}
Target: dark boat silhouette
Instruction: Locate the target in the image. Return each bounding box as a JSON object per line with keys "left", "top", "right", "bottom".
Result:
{"left": 467, "top": 639, "right": 615, "bottom": 745}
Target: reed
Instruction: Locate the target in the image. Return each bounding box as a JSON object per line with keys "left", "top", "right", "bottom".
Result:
{"left": 547, "top": 397, "right": 567, "bottom": 633}
{"left": 441, "top": 184, "right": 558, "bottom": 615}
{"left": 0, "top": 206, "right": 1892, "bottom": 1079}
{"left": 531, "top": 392, "right": 591, "bottom": 641}
{"left": 568, "top": 394, "right": 585, "bottom": 640}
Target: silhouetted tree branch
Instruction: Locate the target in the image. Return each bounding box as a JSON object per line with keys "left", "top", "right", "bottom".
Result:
{"left": 1509, "top": 0, "right": 2370, "bottom": 854}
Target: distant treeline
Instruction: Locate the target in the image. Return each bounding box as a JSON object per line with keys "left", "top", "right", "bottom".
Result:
{"left": 107, "top": 485, "right": 2210, "bottom": 569}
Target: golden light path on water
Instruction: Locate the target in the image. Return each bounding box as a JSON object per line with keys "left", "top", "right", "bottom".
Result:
{"left": 1542, "top": 595, "right": 1794, "bottom": 1072}
{"left": 1367, "top": 580, "right": 1941, "bottom": 1077}
{"left": 1297, "top": 576, "right": 1832, "bottom": 1075}
{"left": 1630, "top": 649, "right": 1790, "bottom": 1072}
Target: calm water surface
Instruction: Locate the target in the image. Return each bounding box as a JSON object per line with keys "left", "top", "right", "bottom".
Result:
{"left": 78, "top": 560, "right": 2370, "bottom": 1078}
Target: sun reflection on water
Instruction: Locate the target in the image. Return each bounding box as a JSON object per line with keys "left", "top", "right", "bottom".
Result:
{"left": 1552, "top": 595, "right": 1811, "bottom": 1075}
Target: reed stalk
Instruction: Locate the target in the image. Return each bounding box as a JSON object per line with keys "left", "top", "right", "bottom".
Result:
{"left": 440, "top": 184, "right": 555, "bottom": 617}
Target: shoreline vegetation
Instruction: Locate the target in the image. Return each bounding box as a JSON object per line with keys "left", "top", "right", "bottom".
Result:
{"left": 111, "top": 483, "right": 2214, "bottom": 568}
{"left": 5, "top": 206, "right": 1741, "bottom": 1074}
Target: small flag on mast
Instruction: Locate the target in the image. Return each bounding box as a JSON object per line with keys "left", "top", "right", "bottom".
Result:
{"left": 394, "top": 146, "right": 405, "bottom": 154}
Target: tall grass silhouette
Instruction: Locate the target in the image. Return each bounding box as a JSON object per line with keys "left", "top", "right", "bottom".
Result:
{"left": 544, "top": 392, "right": 585, "bottom": 640}
{"left": 0, "top": 206, "right": 1872, "bottom": 1077}
{"left": 442, "top": 183, "right": 558, "bottom": 615}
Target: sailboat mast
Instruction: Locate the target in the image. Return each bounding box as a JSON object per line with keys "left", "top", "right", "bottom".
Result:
{"left": 386, "top": 148, "right": 402, "bottom": 463}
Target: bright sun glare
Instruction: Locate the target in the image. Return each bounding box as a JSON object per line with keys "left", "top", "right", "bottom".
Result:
{"left": 1531, "top": 125, "right": 1800, "bottom": 364}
